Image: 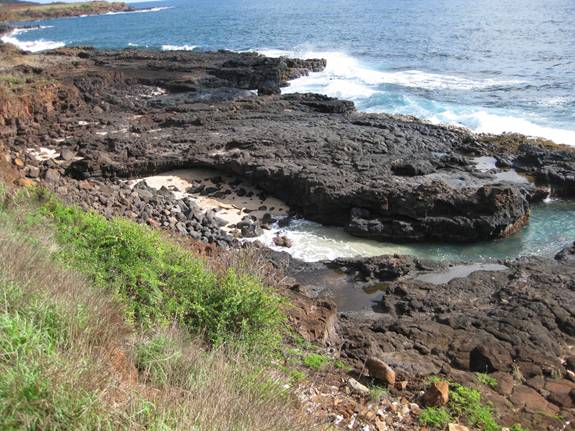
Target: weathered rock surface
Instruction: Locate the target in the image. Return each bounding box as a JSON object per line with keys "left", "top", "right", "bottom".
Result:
{"left": 5, "top": 48, "right": 573, "bottom": 244}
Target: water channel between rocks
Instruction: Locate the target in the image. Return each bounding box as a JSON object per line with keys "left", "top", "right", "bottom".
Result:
{"left": 132, "top": 168, "right": 575, "bottom": 264}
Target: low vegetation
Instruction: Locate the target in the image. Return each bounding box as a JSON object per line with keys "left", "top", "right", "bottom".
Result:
{"left": 0, "top": 1, "right": 129, "bottom": 22}
{"left": 419, "top": 378, "right": 516, "bottom": 431}
{"left": 0, "top": 184, "right": 312, "bottom": 430}
{"left": 475, "top": 372, "right": 498, "bottom": 389}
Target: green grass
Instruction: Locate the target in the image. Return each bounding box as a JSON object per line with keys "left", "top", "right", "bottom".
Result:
{"left": 449, "top": 384, "right": 500, "bottom": 431}
{"left": 369, "top": 384, "right": 388, "bottom": 402}
{"left": 419, "top": 378, "right": 502, "bottom": 431}
{"left": 25, "top": 193, "right": 284, "bottom": 353}
{"left": 475, "top": 372, "right": 498, "bottom": 389}
{"left": 510, "top": 424, "right": 529, "bottom": 431}
{"left": 0, "top": 186, "right": 312, "bottom": 430}
{"left": 302, "top": 353, "right": 329, "bottom": 370}
{"left": 419, "top": 407, "right": 453, "bottom": 428}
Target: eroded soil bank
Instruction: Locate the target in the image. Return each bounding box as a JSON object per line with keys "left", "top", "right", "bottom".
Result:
{"left": 1, "top": 44, "right": 574, "bottom": 430}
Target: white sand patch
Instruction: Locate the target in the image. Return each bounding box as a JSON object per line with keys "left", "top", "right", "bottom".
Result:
{"left": 26, "top": 147, "right": 59, "bottom": 161}
{"left": 128, "top": 168, "right": 290, "bottom": 229}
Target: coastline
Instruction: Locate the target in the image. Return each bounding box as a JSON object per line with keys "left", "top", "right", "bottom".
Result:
{"left": 0, "top": 1, "right": 133, "bottom": 23}
{"left": 1, "top": 45, "right": 574, "bottom": 430}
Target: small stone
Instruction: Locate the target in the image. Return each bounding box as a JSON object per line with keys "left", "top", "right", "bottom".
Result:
{"left": 26, "top": 166, "right": 40, "bottom": 178}
{"left": 395, "top": 380, "right": 408, "bottom": 391}
{"left": 422, "top": 381, "right": 449, "bottom": 406}
{"left": 273, "top": 235, "right": 293, "bottom": 248}
{"left": 347, "top": 378, "right": 370, "bottom": 396}
{"left": 59, "top": 149, "right": 75, "bottom": 161}
{"left": 448, "top": 424, "right": 470, "bottom": 431}
{"left": 15, "top": 178, "right": 35, "bottom": 187}
{"left": 366, "top": 357, "right": 396, "bottom": 386}
{"left": 147, "top": 218, "right": 161, "bottom": 228}
{"left": 44, "top": 168, "right": 60, "bottom": 183}
{"left": 13, "top": 158, "right": 24, "bottom": 168}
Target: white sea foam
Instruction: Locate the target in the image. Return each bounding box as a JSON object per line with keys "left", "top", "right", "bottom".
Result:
{"left": 161, "top": 44, "right": 198, "bottom": 51}
{"left": 257, "top": 48, "right": 575, "bottom": 146}
{"left": 251, "top": 219, "right": 414, "bottom": 262}
{"left": 104, "top": 6, "right": 172, "bottom": 16}
{"left": 1, "top": 27, "right": 64, "bottom": 52}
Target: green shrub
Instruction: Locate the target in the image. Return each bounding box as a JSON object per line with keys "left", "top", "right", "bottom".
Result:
{"left": 32, "top": 198, "right": 284, "bottom": 352}
{"left": 419, "top": 407, "right": 453, "bottom": 428}
{"left": 449, "top": 384, "right": 500, "bottom": 431}
{"left": 475, "top": 372, "right": 498, "bottom": 389}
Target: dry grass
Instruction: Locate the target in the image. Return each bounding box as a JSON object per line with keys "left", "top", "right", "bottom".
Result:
{"left": 0, "top": 188, "right": 316, "bottom": 430}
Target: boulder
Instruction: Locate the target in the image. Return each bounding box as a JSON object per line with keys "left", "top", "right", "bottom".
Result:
{"left": 366, "top": 357, "right": 396, "bottom": 386}
{"left": 422, "top": 381, "right": 449, "bottom": 406}
{"left": 469, "top": 343, "right": 513, "bottom": 372}
{"left": 347, "top": 378, "right": 370, "bottom": 396}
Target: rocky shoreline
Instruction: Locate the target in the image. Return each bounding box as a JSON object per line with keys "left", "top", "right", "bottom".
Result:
{"left": 0, "top": 1, "right": 132, "bottom": 23}
{"left": 1, "top": 44, "right": 574, "bottom": 430}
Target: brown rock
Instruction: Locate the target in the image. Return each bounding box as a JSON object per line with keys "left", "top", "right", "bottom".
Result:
{"left": 566, "top": 356, "right": 575, "bottom": 372}
{"left": 544, "top": 379, "right": 575, "bottom": 408}
{"left": 366, "top": 357, "right": 396, "bottom": 386}
{"left": 469, "top": 342, "right": 513, "bottom": 372}
{"left": 15, "top": 177, "right": 35, "bottom": 187}
{"left": 492, "top": 372, "right": 514, "bottom": 395}
{"left": 395, "top": 380, "right": 408, "bottom": 391}
{"left": 13, "top": 158, "right": 24, "bottom": 168}
{"left": 422, "top": 381, "right": 449, "bottom": 406}
{"left": 147, "top": 218, "right": 161, "bottom": 228}
{"left": 510, "top": 385, "right": 560, "bottom": 415}
{"left": 448, "top": 424, "right": 470, "bottom": 431}
{"left": 286, "top": 294, "right": 339, "bottom": 346}
{"left": 43, "top": 168, "right": 60, "bottom": 183}
{"left": 525, "top": 375, "right": 545, "bottom": 391}
{"left": 273, "top": 234, "right": 293, "bottom": 248}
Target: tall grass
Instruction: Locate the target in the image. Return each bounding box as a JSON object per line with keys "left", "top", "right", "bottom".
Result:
{"left": 27, "top": 192, "right": 285, "bottom": 353}
{"left": 0, "top": 186, "right": 314, "bottom": 430}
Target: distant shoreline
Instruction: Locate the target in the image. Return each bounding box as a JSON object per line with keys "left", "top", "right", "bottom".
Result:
{"left": 0, "top": 1, "right": 133, "bottom": 23}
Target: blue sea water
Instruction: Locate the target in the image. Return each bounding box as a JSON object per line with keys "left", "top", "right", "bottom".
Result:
{"left": 4, "top": 0, "right": 575, "bottom": 260}
{"left": 4, "top": 0, "right": 575, "bottom": 146}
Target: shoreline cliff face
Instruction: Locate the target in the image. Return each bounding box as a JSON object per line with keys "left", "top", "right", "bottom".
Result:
{"left": 0, "top": 1, "right": 131, "bottom": 23}
{"left": 1, "top": 45, "right": 574, "bottom": 430}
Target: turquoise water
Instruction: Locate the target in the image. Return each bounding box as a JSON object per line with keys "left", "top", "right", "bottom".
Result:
{"left": 257, "top": 200, "right": 575, "bottom": 262}
{"left": 4, "top": 0, "right": 575, "bottom": 145}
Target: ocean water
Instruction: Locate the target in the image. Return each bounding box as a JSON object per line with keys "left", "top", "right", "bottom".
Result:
{"left": 257, "top": 200, "right": 575, "bottom": 262}
{"left": 3, "top": 0, "right": 575, "bottom": 261}
{"left": 4, "top": 0, "right": 575, "bottom": 146}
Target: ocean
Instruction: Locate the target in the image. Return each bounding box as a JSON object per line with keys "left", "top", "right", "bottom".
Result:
{"left": 4, "top": 0, "right": 575, "bottom": 146}
{"left": 3, "top": 0, "right": 575, "bottom": 261}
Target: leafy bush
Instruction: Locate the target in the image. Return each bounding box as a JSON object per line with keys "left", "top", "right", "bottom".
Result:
{"left": 419, "top": 407, "right": 453, "bottom": 428}
{"left": 449, "top": 384, "right": 500, "bottom": 431}
{"left": 32, "top": 198, "right": 284, "bottom": 352}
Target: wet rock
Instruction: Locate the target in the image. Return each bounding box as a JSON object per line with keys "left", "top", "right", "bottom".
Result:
{"left": 273, "top": 235, "right": 293, "bottom": 248}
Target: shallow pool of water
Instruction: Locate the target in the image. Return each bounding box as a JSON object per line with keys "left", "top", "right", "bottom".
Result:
{"left": 259, "top": 200, "right": 575, "bottom": 262}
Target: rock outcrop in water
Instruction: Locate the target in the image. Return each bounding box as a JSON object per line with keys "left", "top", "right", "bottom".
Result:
{"left": 4, "top": 47, "right": 569, "bottom": 243}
